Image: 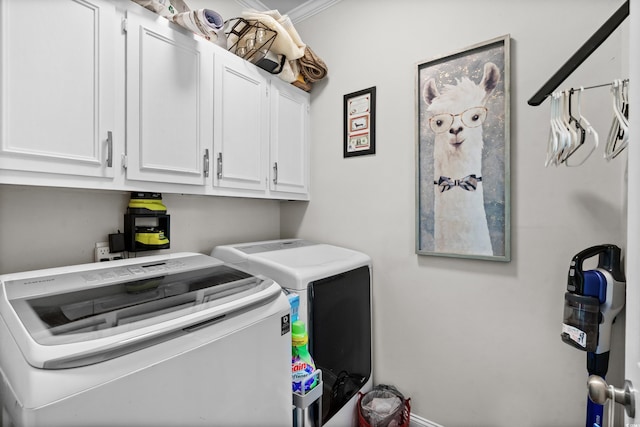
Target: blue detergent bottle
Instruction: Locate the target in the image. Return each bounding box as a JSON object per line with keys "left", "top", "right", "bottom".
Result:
{"left": 287, "top": 292, "right": 299, "bottom": 322}
{"left": 291, "top": 320, "right": 318, "bottom": 393}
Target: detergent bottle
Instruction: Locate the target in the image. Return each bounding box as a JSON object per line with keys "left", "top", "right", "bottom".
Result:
{"left": 291, "top": 320, "right": 318, "bottom": 393}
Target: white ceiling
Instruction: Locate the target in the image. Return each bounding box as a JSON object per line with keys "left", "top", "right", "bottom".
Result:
{"left": 234, "top": 0, "right": 341, "bottom": 23}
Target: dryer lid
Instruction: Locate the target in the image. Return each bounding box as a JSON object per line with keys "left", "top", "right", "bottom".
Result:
{"left": 213, "top": 241, "right": 371, "bottom": 290}
{"left": 235, "top": 239, "right": 316, "bottom": 254}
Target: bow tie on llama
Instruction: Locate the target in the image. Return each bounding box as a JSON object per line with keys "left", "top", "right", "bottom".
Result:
{"left": 434, "top": 174, "right": 482, "bottom": 192}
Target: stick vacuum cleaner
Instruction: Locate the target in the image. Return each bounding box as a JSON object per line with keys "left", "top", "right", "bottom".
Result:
{"left": 561, "top": 244, "right": 625, "bottom": 427}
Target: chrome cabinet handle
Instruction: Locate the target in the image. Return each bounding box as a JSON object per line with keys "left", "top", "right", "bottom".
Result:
{"left": 106, "top": 131, "right": 113, "bottom": 168}
{"left": 203, "top": 149, "right": 210, "bottom": 177}
{"left": 273, "top": 162, "right": 278, "bottom": 184}
{"left": 217, "top": 152, "right": 223, "bottom": 179}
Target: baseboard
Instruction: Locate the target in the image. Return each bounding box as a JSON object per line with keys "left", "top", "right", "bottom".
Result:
{"left": 410, "top": 412, "right": 445, "bottom": 427}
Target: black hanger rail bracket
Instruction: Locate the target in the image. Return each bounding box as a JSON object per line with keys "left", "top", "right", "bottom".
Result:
{"left": 528, "top": 0, "right": 629, "bottom": 106}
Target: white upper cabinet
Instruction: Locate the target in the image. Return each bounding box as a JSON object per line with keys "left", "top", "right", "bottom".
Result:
{"left": 213, "top": 52, "right": 269, "bottom": 193}
{"left": 0, "top": 0, "right": 116, "bottom": 179}
{"left": 269, "top": 77, "right": 310, "bottom": 198}
{"left": 0, "top": 0, "right": 310, "bottom": 200}
{"left": 213, "top": 54, "right": 310, "bottom": 199}
{"left": 125, "top": 9, "right": 213, "bottom": 186}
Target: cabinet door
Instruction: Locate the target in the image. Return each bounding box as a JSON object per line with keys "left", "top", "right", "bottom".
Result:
{"left": 125, "top": 10, "right": 212, "bottom": 186}
{"left": 213, "top": 52, "right": 269, "bottom": 192}
{"left": 269, "top": 78, "right": 310, "bottom": 197}
{"left": 0, "top": 0, "right": 116, "bottom": 179}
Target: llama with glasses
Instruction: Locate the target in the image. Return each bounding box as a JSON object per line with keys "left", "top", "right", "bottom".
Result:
{"left": 422, "top": 62, "right": 500, "bottom": 256}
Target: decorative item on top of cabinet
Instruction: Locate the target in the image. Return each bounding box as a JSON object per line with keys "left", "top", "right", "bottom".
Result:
{"left": 225, "top": 18, "right": 284, "bottom": 74}
{"left": 0, "top": 0, "right": 117, "bottom": 180}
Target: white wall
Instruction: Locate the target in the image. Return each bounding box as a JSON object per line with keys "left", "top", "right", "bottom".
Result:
{"left": 0, "top": 185, "right": 280, "bottom": 274}
{"left": 284, "top": 1, "right": 629, "bottom": 426}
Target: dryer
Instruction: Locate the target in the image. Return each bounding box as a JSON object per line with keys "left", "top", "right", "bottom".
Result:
{"left": 212, "top": 239, "right": 373, "bottom": 427}
{"left": 0, "top": 252, "right": 292, "bottom": 427}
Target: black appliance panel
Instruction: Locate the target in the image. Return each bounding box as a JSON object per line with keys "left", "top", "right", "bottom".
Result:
{"left": 308, "top": 265, "right": 371, "bottom": 424}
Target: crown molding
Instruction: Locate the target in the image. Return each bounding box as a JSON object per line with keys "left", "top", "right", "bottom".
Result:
{"left": 233, "top": 0, "right": 342, "bottom": 24}
{"left": 234, "top": 0, "right": 269, "bottom": 11}
{"left": 287, "top": 0, "right": 342, "bottom": 23}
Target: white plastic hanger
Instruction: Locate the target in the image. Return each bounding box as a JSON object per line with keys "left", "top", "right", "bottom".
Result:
{"left": 611, "top": 79, "right": 630, "bottom": 157}
{"left": 553, "top": 91, "right": 573, "bottom": 165}
{"left": 545, "top": 92, "right": 557, "bottom": 167}
{"left": 604, "top": 80, "right": 620, "bottom": 160}
{"left": 554, "top": 92, "right": 568, "bottom": 165}
{"left": 565, "top": 87, "right": 599, "bottom": 167}
{"left": 605, "top": 79, "right": 629, "bottom": 160}
{"left": 546, "top": 92, "right": 562, "bottom": 167}
{"left": 560, "top": 90, "right": 579, "bottom": 163}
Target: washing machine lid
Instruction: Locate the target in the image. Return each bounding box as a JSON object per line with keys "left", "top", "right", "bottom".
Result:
{"left": 0, "top": 253, "right": 280, "bottom": 369}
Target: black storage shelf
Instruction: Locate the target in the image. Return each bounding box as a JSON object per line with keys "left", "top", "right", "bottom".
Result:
{"left": 124, "top": 213, "right": 170, "bottom": 252}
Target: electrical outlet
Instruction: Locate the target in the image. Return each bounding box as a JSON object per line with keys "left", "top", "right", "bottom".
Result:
{"left": 95, "top": 241, "right": 123, "bottom": 262}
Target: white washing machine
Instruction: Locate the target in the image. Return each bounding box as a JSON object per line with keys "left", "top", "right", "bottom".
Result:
{"left": 212, "top": 239, "right": 373, "bottom": 427}
{"left": 0, "top": 252, "right": 292, "bottom": 427}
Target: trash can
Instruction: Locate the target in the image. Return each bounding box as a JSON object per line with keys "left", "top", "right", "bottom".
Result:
{"left": 357, "top": 385, "right": 411, "bottom": 427}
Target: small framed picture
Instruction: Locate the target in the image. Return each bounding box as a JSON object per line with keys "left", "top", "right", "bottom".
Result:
{"left": 416, "top": 35, "right": 511, "bottom": 261}
{"left": 344, "top": 87, "right": 376, "bottom": 157}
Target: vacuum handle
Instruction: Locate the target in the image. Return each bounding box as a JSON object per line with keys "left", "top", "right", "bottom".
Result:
{"left": 568, "top": 244, "right": 620, "bottom": 293}
{"left": 596, "top": 244, "right": 625, "bottom": 282}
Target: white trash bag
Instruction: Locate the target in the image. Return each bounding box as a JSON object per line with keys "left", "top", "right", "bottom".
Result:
{"left": 359, "top": 384, "right": 406, "bottom": 427}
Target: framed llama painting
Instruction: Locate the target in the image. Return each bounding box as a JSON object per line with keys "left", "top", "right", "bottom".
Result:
{"left": 416, "top": 35, "right": 511, "bottom": 261}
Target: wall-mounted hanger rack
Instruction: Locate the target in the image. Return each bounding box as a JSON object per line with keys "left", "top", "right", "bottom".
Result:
{"left": 528, "top": 0, "right": 629, "bottom": 106}
{"left": 566, "top": 79, "right": 630, "bottom": 94}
